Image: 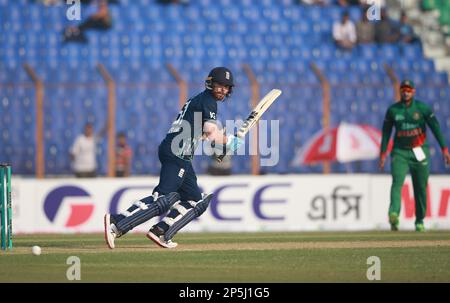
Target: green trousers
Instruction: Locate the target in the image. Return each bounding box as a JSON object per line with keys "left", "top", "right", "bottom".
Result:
{"left": 389, "top": 147, "right": 430, "bottom": 225}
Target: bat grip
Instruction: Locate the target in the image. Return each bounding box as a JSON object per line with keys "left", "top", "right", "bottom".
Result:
{"left": 216, "top": 132, "right": 238, "bottom": 162}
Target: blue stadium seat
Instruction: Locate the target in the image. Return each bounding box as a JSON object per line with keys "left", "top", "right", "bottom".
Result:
{"left": 378, "top": 44, "right": 400, "bottom": 60}
{"left": 2, "top": 0, "right": 449, "bottom": 175}
{"left": 401, "top": 43, "right": 423, "bottom": 58}
{"left": 358, "top": 44, "right": 377, "bottom": 59}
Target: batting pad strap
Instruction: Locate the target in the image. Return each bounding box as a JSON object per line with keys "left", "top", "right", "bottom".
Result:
{"left": 162, "top": 214, "right": 183, "bottom": 227}
{"left": 173, "top": 203, "right": 189, "bottom": 216}
{"left": 141, "top": 193, "right": 160, "bottom": 205}
{"left": 186, "top": 200, "right": 198, "bottom": 208}
{"left": 121, "top": 200, "right": 142, "bottom": 217}
{"left": 121, "top": 210, "right": 132, "bottom": 217}
{"left": 115, "top": 192, "right": 180, "bottom": 235}
{"left": 134, "top": 201, "right": 148, "bottom": 210}
{"left": 164, "top": 194, "right": 213, "bottom": 241}
{"left": 161, "top": 201, "right": 193, "bottom": 227}
{"left": 164, "top": 210, "right": 197, "bottom": 241}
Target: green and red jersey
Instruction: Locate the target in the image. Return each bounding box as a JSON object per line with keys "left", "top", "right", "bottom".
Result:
{"left": 380, "top": 98, "right": 448, "bottom": 157}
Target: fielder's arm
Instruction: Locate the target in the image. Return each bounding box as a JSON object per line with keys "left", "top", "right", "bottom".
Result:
{"left": 424, "top": 107, "right": 450, "bottom": 164}
{"left": 379, "top": 108, "right": 394, "bottom": 169}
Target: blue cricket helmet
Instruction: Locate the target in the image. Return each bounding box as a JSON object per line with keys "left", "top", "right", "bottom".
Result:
{"left": 205, "top": 67, "right": 234, "bottom": 97}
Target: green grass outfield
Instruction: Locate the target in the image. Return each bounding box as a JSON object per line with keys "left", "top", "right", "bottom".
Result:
{"left": 1, "top": 231, "right": 450, "bottom": 282}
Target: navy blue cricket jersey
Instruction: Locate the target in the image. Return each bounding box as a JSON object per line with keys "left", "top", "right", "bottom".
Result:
{"left": 162, "top": 90, "right": 218, "bottom": 160}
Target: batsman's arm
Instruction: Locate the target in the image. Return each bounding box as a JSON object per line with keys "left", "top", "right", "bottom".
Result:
{"left": 203, "top": 121, "right": 242, "bottom": 162}
{"left": 215, "top": 134, "right": 243, "bottom": 162}
{"left": 202, "top": 121, "right": 227, "bottom": 144}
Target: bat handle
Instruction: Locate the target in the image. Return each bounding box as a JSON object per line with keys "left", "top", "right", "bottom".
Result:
{"left": 216, "top": 131, "right": 239, "bottom": 162}
{"left": 216, "top": 154, "right": 226, "bottom": 162}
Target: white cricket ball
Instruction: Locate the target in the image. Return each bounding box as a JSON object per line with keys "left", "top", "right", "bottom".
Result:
{"left": 32, "top": 245, "right": 41, "bottom": 256}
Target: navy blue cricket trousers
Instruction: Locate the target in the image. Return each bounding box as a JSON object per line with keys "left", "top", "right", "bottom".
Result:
{"left": 153, "top": 140, "right": 203, "bottom": 202}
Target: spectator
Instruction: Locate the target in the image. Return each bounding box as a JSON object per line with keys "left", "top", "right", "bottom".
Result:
{"left": 336, "top": 0, "right": 349, "bottom": 6}
{"left": 356, "top": 7, "right": 375, "bottom": 44}
{"left": 359, "top": 0, "right": 385, "bottom": 8}
{"left": 333, "top": 11, "right": 357, "bottom": 50}
{"left": 374, "top": 9, "right": 400, "bottom": 43}
{"left": 336, "top": 0, "right": 364, "bottom": 6}
{"left": 70, "top": 123, "right": 105, "bottom": 178}
{"left": 115, "top": 132, "right": 133, "bottom": 177}
{"left": 299, "top": 0, "right": 332, "bottom": 5}
{"left": 39, "top": 0, "right": 60, "bottom": 5}
{"left": 398, "top": 12, "right": 418, "bottom": 44}
{"left": 63, "top": 0, "right": 112, "bottom": 43}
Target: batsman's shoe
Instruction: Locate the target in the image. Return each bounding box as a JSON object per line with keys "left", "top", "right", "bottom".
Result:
{"left": 389, "top": 212, "right": 399, "bottom": 231}
{"left": 104, "top": 214, "right": 120, "bottom": 249}
{"left": 415, "top": 223, "right": 425, "bottom": 232}
{"left": 146, "top": 226, "right": 178, "bottom": 249}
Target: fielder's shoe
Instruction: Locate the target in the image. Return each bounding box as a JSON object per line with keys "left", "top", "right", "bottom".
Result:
{"left": 415, "top": 223, "right": 425, "bottom": 232}
{"left": 389, "top": 212, "right": 399, "bottom": 231}
{"left": 146, "top": 226, "right": 178, "bottom": 249}
{"left": 104, "top": 214, "right": 120, "bottom": 249}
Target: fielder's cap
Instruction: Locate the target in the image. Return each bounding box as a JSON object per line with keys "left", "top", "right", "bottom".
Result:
{"left": 400, "top": 80, "right": 415, "bottom": 89}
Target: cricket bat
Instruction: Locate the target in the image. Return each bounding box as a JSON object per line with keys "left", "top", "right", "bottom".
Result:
{"left": 217, "top": 88, "right": 282, "bottom": 162}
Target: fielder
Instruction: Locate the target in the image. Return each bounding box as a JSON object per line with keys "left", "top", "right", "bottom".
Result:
{"left": 379, "top": 80, "right": 450, "bottom": 231}
{"left": 104, "top": 67, "right": 243, "bottom": 248}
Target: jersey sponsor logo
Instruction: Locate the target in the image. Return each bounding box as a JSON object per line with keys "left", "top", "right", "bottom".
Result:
{"left": 401, "top": 122, "right": 420, "bottom": 130}
{"left": 413, "top": 112, "right": 421, "bottom": 120}
{"left": 397, "top": 127, "right": 423, "bottom": 138}
{"left": 394, "top": 114, "right": 405, "bottom": 121}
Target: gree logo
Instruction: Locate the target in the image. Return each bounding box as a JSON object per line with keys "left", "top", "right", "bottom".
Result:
{"left": 43, "top": 185, "right": 95, "bottom": 228}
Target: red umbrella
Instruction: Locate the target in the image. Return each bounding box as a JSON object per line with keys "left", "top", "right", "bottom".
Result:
{"left": 293, "top": 122, "right": 393, "bottom": 165}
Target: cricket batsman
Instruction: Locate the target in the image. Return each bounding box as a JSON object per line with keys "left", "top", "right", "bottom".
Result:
{"left": 104, "top": 67, "right": 243, "bottom": 248}
{"left": 379, "top": 80, "right": 450, "bottom": 231}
